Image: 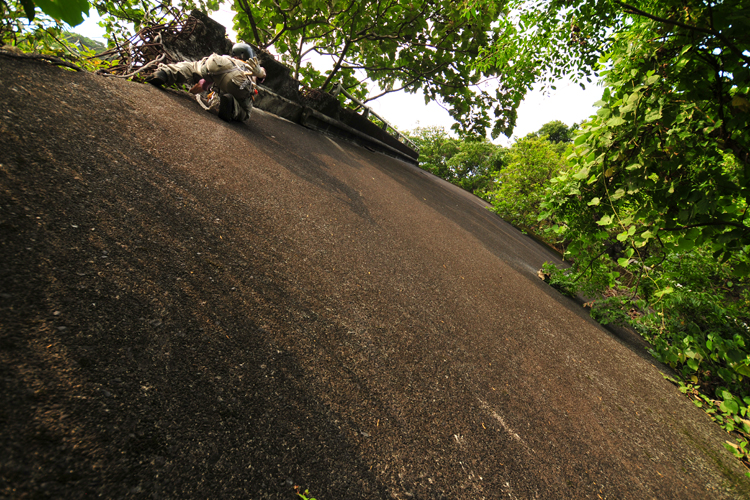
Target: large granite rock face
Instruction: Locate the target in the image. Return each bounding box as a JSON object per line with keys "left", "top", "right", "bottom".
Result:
{"left": 160, "top": 10, "right": 233, "bottom": 62}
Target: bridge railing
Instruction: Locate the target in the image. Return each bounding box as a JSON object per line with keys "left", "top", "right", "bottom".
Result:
{"left": 331, "top": 82, "right": 420, "bottom": 153}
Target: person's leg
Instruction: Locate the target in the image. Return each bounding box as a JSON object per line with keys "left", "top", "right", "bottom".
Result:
{"left": 212, "top": 94, "right": 250, "bottom": 122}
{"left": 214, "top": 72, "right": 254, "bottom": 122}
{"left": 147, "top": 61, "right": 203, "bottom": 87}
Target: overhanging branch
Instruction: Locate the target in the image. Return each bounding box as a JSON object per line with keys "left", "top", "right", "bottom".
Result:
{"left": 616, "top": 1, "right": 750, "bottom": 66}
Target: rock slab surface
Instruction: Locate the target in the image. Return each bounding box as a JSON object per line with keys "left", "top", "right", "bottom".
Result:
{"left": 0, "top": 56, "right": 748, "bottom": 499}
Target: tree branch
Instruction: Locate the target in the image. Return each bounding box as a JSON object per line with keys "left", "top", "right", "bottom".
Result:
{"left": 615, "top": 1, "right": 750, "bottom": 66}
{"left": 237, "top": 0, "right": 262, "bottom": 46}
{"left": 659, "top": 221, "right": 749, "bottom": 231}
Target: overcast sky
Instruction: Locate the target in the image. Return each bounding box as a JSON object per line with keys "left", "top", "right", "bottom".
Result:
{"left": 77, "top": 6, "right": 603, "bottom": 146}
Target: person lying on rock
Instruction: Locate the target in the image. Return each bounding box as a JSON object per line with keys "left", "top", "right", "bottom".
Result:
{"left": 146, "top": 43, "right": 266, "bottom": 123}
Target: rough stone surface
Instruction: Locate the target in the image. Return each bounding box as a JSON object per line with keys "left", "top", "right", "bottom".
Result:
{"left": 255, "top": 50, "right": 303, "bottom": 104}
{"left": 1, "top": 56, "right": 749, "bottom": 499}
{"left": 160, "top": 10, "right": 234, "bottom": 63}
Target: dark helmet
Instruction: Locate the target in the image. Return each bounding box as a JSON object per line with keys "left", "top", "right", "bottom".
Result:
{"left": 232, "top": 42, "right": 256, "bottom": 61}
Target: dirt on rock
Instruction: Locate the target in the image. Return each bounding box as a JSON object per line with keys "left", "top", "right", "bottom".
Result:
{"left": 1, "top": 55, "right": 749, "bottom": 499}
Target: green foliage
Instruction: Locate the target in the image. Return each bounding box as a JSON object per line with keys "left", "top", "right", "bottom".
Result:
{"left": 2, "top": 0, "right": 62, "bottom": 46}
{"left": 406, "top": 126, "right": 505, "bottom": 198}
{"left": 1, "top": 0, "right": 103, "bottom": 69}
{"left": 232, "top": 0, "right": 511, "bottom": 137}
{"left": 63, "top": 31, "right": 106, "bottom": 52}
{"left": 468, "top": 0, "right": 750, "bottom": 469}
{"left": 529, "top": 120, "right": 579, "bottom": 144}
{"left": 466, "top": 0, "right": 618, "bottom": 136}
{"left": 1, "top": 1, "right": 221, "bottom": 71}
{"left": 25, "top": 0, "right": 90, "bottom": 26}
{"left": 89, "top": 1, "right": 220, "bottom": 42}
{"left": 539, "top": 1, "right": 749, "bottom": 268}
{"left": 294, "top": 486, "right": 318, "bottom": 499}
{"left": 407, "top": 127, "right": 460, "bottom": 181}
{"left": 447, "top": 139, "right": 506, "bottom": 195}
{"left": 489, "top": 136, "right": 566, "bottom": 232}
{"left": 535, "top": 0, "right": 749, "bottom": 336}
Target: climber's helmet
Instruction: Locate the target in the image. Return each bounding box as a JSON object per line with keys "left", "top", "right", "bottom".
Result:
{"left": 232, "top": 43, "right": 256, "bottom": 61}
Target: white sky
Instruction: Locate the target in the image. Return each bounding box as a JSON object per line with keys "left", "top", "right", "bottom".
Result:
{"left": 76, "top": 6, "right": 603, "bottom": 146}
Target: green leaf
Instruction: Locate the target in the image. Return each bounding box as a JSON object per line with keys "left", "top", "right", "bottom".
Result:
{"left": 596, "top": 215, "right": 613, "bottom": 226}
{"left": 731, "top": 263, "right": 750, "bottom": 277}
{"left": 685, "top": 227, "right": 701, "bottom": 240}
{"left": 721, "top": 399, "right": 740, "bottom": 415}
{"left": 573, "top": 167, "right": 590, "bottom": 180}
{"left": 616, "top": 231, "right": 628, "bottom": 242}
{"left": 726, "top": 349, "right": 745, "bottom": 363}
{"left": 675, "top": 238, "right": 695, "bottom": 251}
{"left": 20, "top": 0, "right": 36, "bottom": 21}
{"left": 645, "top": 108, "right": 662, "bottom": 122}
{"left": 35, "top": 0, "right": 89, "bottom": 26}
{"left": 610, "top": 188, "right": 626, "bottom": 200}
{"left": 587, "top": 197, "right": 601, "bottom": 206}
{"left": 654, "top": 286, "right": 673, "bottom": 298}
{"left": 724, "top": 442, "right": 741, "bottom": 457}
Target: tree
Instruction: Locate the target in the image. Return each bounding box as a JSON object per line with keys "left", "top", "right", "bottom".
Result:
{"left": 408, "top": 127, "right": 461, "bottom": 181}
{"left": 467, "top": 0, "right": 619, "bottom": 137}
{"left": 88, "top": 1, "right": 220, "bottom": 41}
{"left": 466, "top": 0, "right": 748, "bottom": 259}
{"left": 489, "top": 136, "right": 565, "bottom": 232}
{"left": 539, "top": 0, "right": 749, "bottom": 274}
{"left": 1, "top": 0, "right": 97, "bottom": 61}
{"left": 447, "top": 139, "right": 506, "bottom": 195}
{"left": 407, "top": 127, "right": 505, "bottom": 197}
{"left": 231, "top": 0, "right": 510, "bottom": 136}
{"left": 531, "top": 120, "right": 578, "bottom": 144}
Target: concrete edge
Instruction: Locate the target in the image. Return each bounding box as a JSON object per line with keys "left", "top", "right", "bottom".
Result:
{"left": 255, "top": 85, "right": 419, "bottom": 166}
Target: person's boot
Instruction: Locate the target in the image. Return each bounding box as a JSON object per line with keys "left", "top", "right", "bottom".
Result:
{"left": 146, "top": 69, "right": 168, "bottom": 87}
{"left": 218, "top": 94, "right": 234, "bottom": 121}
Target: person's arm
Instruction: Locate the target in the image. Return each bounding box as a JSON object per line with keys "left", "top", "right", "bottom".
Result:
{"left": 247, "top": 57, "right": 266, "bottom": 79}
{"left": 189, "top": 78, "right": 214, "bottom": 94}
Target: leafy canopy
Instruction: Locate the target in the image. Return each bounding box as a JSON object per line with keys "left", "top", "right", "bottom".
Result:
{"left": 489, "top": 135, "right": 567, "bottom": 232}
{"left": 2, "top": 1, "right": 221, "bottom": 50}
{"left": 232, "top": 0, "right": 512, "bottom": 136}
{"left": 529, "top": 120, "right": 578, "bottom": 144}
{"left": 407, "top": 126, "right": 505, "bottom": 196}
{"left": 541, "top": 0, "right": 749, "bottom": 275}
